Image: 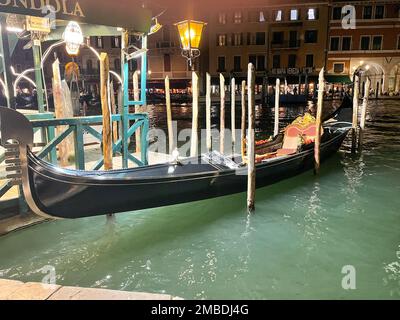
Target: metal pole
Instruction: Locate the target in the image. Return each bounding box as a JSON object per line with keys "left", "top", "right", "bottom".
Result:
{"left": 32, "top": 41, "right": 45, "bottom": 113}
{"left": 0, "top": 19, "right": 15, "bottom": 109}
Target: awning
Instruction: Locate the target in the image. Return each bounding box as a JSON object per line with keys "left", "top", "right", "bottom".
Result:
{"left": 0, "top": 0, "right": 152, "bottom": 33}
{"left": 325, "top": 75, "right": 352, "bottom": 84}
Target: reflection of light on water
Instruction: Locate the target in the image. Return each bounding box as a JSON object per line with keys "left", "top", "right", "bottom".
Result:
{"left": 238, "top": 214, "right": 254, "bottom": 274}
{"left": 383, "top": 245, "right": 400, "bottom": 297}
{"left": 342, "top": 154, "right": 365, "bottom": 214}
{"left": 303, "top": 182, "right": 327, "bottom": 251}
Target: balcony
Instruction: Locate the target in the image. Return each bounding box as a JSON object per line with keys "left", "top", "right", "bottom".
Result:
{"left": 271, "top": 40, "right": 301, "bottom": 49}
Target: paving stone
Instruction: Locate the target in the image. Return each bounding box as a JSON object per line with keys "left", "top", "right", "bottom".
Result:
{"left": 48, "top": 286, "right": 172, "bottom": 300}
{"left": 6, "top": 282, "right": 61, "bottom": 300}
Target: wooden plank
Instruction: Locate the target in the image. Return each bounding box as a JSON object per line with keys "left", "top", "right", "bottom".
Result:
{"left": 165, "top": 76, "right": 174, "bottom": 154}
{"left": 247, "top": 63, "right": 256, "bottom": 212}
{"left": 110, "top": 80, "right": 119, "bottom": 143}
{"left": 220, "top": 74, "right": 225, "bottom": 154}
{"left": 100, "top": 52, "right": 113, "bottom": 170}
{"left": 190, "top": 72, "right": 199, "bottom": 157}
{"left": 52, "top": 59, "right": 73, "bottom": 167}
{"left": 314, "top": 68, "right": 325, "bottom": 175}
{"left": 206, "top": 73, "right": 212, "bottom": 152}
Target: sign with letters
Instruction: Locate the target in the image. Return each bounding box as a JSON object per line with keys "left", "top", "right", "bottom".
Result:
{"left": 0, "top": 0, "right": 151, "bottom": 32}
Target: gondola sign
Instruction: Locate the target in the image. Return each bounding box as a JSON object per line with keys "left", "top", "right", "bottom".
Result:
{"left": 0, "top": 0, "right": 152, "bottom": 33}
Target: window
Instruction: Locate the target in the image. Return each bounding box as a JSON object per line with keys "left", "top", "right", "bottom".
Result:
{"left": 257, "top": 55, "right": 265, "bottom": 71}
{"left": 288, "top": 54, "right": 296, "bottom": 68}
{"left": 272, "top": 31, "right": 284, "bottom": 44}
{"left": 289, "top": 31, "right": 298, "bottom": 47}
{"left": 259, "top": 11, "right": 266, "bottom": 22}
{"left": 111, "top": 36, "right": 121, "bottom": 48}
{"left": 372, "top": 36, "right": 382, "bottom": 50}
{"left": 398, "top": 35, "right": 400, "bottom": 50}
{"left": 290, "top": 9, "right": 299, "bottom": 21}
{"left": 234, "top": 11, "right": 242, "bottom": 23}
{"left": 375, "top": 5, "right": 384, "bottom": 19}
{"left": 218, "top": 12, "right": 226, "bottom": 24}
{"left": 333, "top": 63, "right": 344, "bottom": 74}
{"left": 114, "top": 58, "right": 121, "bottom": 71}
{"left": 233, "top": 33, "right": 243, "bottom": 46}
{"left": 306, "top": 54, "right": 314, "bottom": 68}
{"left": 332, "top": 7, "right": 342, "bottom": 20}
{"left": 363, "top": 6, "right": 372, "bottom": 19}
{"left": 95, "top": 36, "right": 103, "bottom": 48}
{"left": 330, "top": 37, "right": 340, "bottom": 51}
{"left": 234, "top": 56, "right": 241, "bottom": 72}
{"left": 304, "top": 30, "right": 318, "bottom": 43}
{"left": 307, "top": 8, "right": 318, "bottom": 20}
{"left": 360, "top": 36, "right": 371, "bottom": 50}
{"left": 275, "top": 10, "right": 283, "bottom": 21}
{"left": 255, "top": 32, "right": 265, "bottom": 45}
{"left": 217, "top": 56, "right": 226, "bottom": 72}
{"left": 217, "top": 34, "right": 227, "bottom": 46}
{"left": 86, "top": 59, "right": 93, "bottom": 72}
{"left": 273, "top": 55, "right": 280, "bottom": 68}
{"left": 164, "top": 54, "right": 171, "bottom": 72}
{"left": 342, "top": 37, "right": 351, "bottom": 51}
{"left": 249, "top": 55, "right": 257, "bottom": 66}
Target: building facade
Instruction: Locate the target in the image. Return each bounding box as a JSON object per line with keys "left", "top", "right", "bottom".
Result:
{"left": 326, "top": 0, "right": 400, "bottom": 95}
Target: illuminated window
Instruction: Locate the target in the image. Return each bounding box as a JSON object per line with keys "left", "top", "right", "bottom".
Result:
{"left": 307, "top": 8, "right": 317, "bottom": 20}
{"left": 218, "top": 12, "right": 226, "bottom": 24}
{"left": 290, "top": 9, "right": 299, "bottom": 21}
{"left": 96, "top": 36, "right": 103, "bottom": 48}
{"left": 234, "top": 11, "right": 242, "bottom": 24}
{"left": 275, "top": 10, "right": 283, "bottom": 21}
{"left": 217, "top": 34, "right": 227, "bottom": 46}
{"left": 233, "top": 33, "right": 243, "bottom": 46}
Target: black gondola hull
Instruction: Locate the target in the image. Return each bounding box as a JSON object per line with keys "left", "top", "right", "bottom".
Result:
{"left": 27, "top": 128, "right": 349, "bottom": 219}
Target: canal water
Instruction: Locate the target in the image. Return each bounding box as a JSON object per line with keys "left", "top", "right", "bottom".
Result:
{"left": 0, "top": 100, "right": 399, "bottom": 299}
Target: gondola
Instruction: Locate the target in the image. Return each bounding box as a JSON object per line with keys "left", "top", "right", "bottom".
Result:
{"left": 0, "top": 102, "right": 352, "bottom": 220}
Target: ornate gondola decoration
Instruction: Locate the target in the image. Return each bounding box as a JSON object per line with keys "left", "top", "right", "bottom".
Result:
{"left": 0, "top": 103, "right": 352, "bottom": 220}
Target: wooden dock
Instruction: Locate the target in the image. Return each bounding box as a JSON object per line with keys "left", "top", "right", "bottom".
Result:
{"left": 0, "top": 278, "right": 182, "bottom": 300}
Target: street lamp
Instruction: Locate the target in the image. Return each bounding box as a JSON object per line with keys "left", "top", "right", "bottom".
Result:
{"left": 175, "top": 19, "right": 206, "bottom": 69}
{"left": 63, "top": 21, "right": 84, "bottom": 56}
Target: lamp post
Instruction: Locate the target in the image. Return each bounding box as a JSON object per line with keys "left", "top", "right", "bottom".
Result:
{"left": 63, "top": 21, "right": 84, "bottom": 56}
{"left": 175, "top": 19, "right": 206, "bottom": 70}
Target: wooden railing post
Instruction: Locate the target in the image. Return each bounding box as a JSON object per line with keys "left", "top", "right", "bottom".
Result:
{"left": 165, "top": 75, "right": 174, "bottom": 154}
{"left": 241, "top": 80, "right": 246, "bottom": 159}
{"left": 231, "top": 77, "right": 236, "bottom": 155}
{"left": 274, "top": 78, "right": 280, "bottom": 137}
{"left": 206, "top": 73, "right": 212, "bottom": 153}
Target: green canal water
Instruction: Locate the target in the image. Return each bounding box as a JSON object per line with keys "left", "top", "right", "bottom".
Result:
{"left": 0, "top": 100, "right": 400, "bottom": 299}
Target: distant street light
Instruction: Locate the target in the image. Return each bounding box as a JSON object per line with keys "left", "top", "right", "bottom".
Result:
{"left": 175, "top": 19, "right": 206, "bottom": 69}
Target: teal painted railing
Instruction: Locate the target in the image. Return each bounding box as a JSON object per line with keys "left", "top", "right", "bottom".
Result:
{"left": 0, "top": 112, "right": 149, "bottom": 206}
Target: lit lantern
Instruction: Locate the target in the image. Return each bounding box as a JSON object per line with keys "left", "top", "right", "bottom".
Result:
{"left": 175, "top": 20, "right": 206, "bottom": 68}
{"left": 63, "top": 21, "right": 84, "bottom": 56}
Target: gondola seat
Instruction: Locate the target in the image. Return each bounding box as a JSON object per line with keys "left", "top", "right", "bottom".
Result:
{"left": 275, "top": 123, "right": 318, "bottom": 157}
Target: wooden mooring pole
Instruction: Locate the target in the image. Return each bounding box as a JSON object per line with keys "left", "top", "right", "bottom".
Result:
{"left": 274, "top": 78, "right": 280, "bottom": 137}
{"left": 241, "top": 80, "right": 246, "bottom": 159}
{"left": 231, "top": 77, "right": 236, "bottom": 155}
{"left": 100, "top": 53, "right": 113, "bottom": 171}
{"left": 359, "top": 77, "right": 371, "bottom": 151}
{"left": 206, "top": 72, "right": 212, "bottom": 153}
{"left": 314, "top": 67, "right": 325, "bottom": 175}
{"left": 352, "top": 75, "right": 360, "bottom": 153}
{"left": 190, "top": 72, "right": 199, "bottom": 157}
{"left": 220, "top": 74, "right": 225, "bottom": 154}
{"left": 247, "top": 63, "right": 256, "bottom": 212}
{"left": 165, "top": 75, "right": 174, "bottom": 154}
